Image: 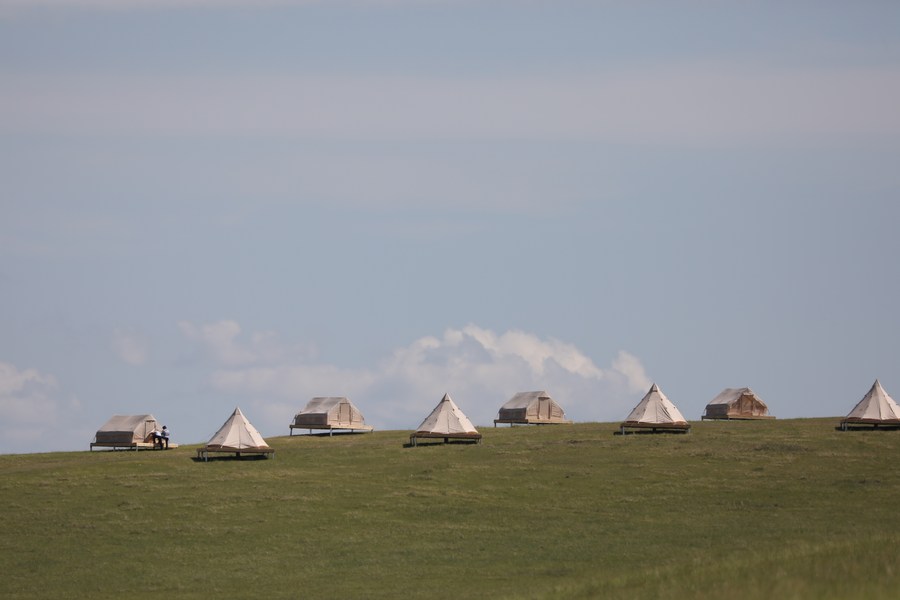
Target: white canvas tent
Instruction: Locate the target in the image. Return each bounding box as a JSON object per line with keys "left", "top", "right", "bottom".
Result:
{"left": 494, "top": 390, "right": 572, "bottom": 426}
{"left": 91, "top": 414, "right": 159, "bottom": 450}
{"left": 620, "top": 383, "right": 691, "bottom": 433}
{"left": 198, "top": 407, "right": 274, "bottom": 460}
{"left": 702, "top": 387, "right": 774, "bottom": 420}
{"left": 410, "top": 393, "right": 482, "bottom": 446}
{"left": 290, "top": 397, "right": 373, "bottom": 435}
{"left": 840, "top": 380, "right": 900, "bottom": 430}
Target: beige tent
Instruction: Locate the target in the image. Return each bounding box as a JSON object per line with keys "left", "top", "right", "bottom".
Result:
{"left": 198, "top": 407, "right": 274, "bottom": 460}
{"left": 410, "top": 393, "right": 482, "bottom": 446}
{"left": 702, "top": 387, "right": 774, "bottom": 420}
{"left": 620, "top": 383, "right": 690, "bottom": 433}
{"left": 840, "top": 380, "right": 900, "bottom": 430}
{"left": 290, "top": 397, "right": 374, "bottom": 435}
{"left": 494, "top": 390, "right": 572, "bottom": 426}
{"left": 91, "top": 414, "right": 160, "bottom": 450}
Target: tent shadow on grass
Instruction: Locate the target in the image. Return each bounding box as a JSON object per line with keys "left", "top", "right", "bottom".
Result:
{"left": 402, "top": 439, "right": 482, "bottom": 448}
{"left": 833, "top": 425, "right": 900, "bottom": 432}
{"left": 189, "top": 454, "right": 271, "bottom": 462}
{"left": 613, "top": 429, "right": 691, "bottom": 436}
{"left": 288, "top": 430, "right": 373, "bottom": 438}
{"left": 91, "top": 447, "right": 173, "bottom": 452}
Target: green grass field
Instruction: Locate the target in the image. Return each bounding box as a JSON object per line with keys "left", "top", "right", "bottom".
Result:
{"left": 2, "top": 418, "right": 900, "bottom": 599}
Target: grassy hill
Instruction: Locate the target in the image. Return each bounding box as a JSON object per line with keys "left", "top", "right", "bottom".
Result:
{"left": 2, "top": 418, "right": 900, "bottom": 599}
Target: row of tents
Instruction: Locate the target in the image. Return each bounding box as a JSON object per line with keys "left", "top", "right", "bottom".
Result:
{"left": 288, "top": 386, "right": 773, "bottom": 436}
{"left": 293, "top": 386, "right": 779, "bottom": 438}
{"left": 288, "top": 390, "right": 574, "bottom": 436}
{"left": 90, "top": 379, "right": 900, "bottom": 456}
{"left": 613, "top": 379, "right": 900, "bottom": 433}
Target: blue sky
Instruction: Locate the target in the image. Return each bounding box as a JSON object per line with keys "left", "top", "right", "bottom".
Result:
{"left": 2, "top": 1, "right": 899, "bottom": 454}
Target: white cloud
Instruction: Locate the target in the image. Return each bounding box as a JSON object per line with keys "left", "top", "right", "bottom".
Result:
{"left": 179, "top": 320, "right": 257, "bottom": 366}
{"left": 111, "top": 328, "right": 148, "bottom": 366}
{"left": 0, "top": 361, "right": 82, "bottom": 453}
{"left": 0, "top": 362, "right": 58, "bottom": 415}
{"left": 459, "top": 325, "right": 605, "bottom": 378}
{"left": 611, "top": 350, "right": 652, "bottom": 394}
{"left": 185, "top": 321, "right": 652, "bottom": 435}
{"left": 178, "top": 319, "right": 317, "bottom": 367}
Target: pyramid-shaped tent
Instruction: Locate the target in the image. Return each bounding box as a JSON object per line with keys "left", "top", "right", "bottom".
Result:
{"left": 410, "top": 393, "right": 482, "bottom": 446}
{"left": 494, "top": 390, "right": 572, "bottom": 426}
{"left": 620, "top": 383, "right": 690, "bottom": 433}
{"left": 702, "top": 387, "right": 774, "bottom": 420}
{"left": 840, "top": 380, "right": 900, "bottom": 430}
{"left": 198, "top": 407, "right": 274, "bottom": 460}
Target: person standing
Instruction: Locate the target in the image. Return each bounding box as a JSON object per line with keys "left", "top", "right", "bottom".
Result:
{"left": 151, "top": 428, "right": 164, "bottom": 449}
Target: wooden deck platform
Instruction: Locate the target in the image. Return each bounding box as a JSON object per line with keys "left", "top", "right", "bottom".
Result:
{"left": 289, "top": 424, "right": 374, "bottom": 436}
{"left": 409, "top": 432, "right": 482, "bottom": 446}
{"left": 90, "top": 442, "right": 180, "bottom": 451}
{"left": 619, "top": 422, "right": 691, "bottom": 434}
{"left": 493, "top": 419, "right": 573, "bottom": 427}
{"left": 196, "top": 447, "right": 275, "bottom": 461}
{"left": 701, "top": 415, "right": 776, "bottom": 421}
{"left": 839, "top": 420, "right": 900, "bottom": 431}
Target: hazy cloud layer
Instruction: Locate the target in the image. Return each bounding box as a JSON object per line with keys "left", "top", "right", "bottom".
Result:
{"left": 3, "top": 68, "right": 898, "bottom": 143}
{"left": 0, "top": 0, "right": 448, "bottom": 11}
{"left": 178, "top": 320, "right": 316, "bottom": 367}
{"left": 0, "top": 361, "right": 82, "bottom": 453}
{"left": 111, "top": 328, "right": 149, "bottom": 366}
{"left": 180, "top": 321, "right": 652, "bottom": 434}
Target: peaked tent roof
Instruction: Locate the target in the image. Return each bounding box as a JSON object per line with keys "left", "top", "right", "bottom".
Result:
{"left": 93, "top": 414, "right": 158, "bottom": 445}
{"left": 300, "top": 396, "right": 351, "bottom": 413}
{"left": 291, "top": 396, "right": 372, "bottom": 431}
{"left": 844, "top": 380, "right": 900, "bottom": 423}
{"left": 96, "top": 414, "right": 157, "bottom": 435}
{"left": 702, "top": 387, "right": 773, "bottom": 419}
{"left": 502, "top": 391, "right": 557, "bottom": 409}
{"left": 204, "top": 407, "right": 270, "bottom": 451}
{"left": 707, "top": 387, "right": 759, "bottom": 406}
{"left": 415, "top": 393, "right": 479, "bottom": 436}
{"left": 623, "top": 383, "right": 688, "bottom": 425}
{"left": 496, "top": 390, "right": 571, "bottom": 424}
